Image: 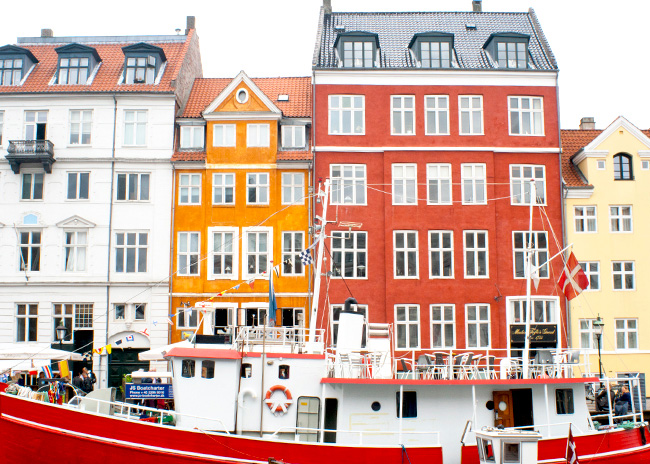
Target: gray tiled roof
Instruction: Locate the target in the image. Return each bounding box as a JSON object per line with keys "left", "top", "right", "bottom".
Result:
{"left": 313, "top": 9, "right": 557, "bottom": 71}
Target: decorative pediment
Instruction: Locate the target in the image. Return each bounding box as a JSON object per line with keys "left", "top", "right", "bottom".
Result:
{"left": 15, "top": 212, "right": 45, "bottom": 228}
{"left": 56, "top": 215, "right": 96, "bottom": 229}
{"left": 574, "top": 116, "right": 650, "bottom": 164}
{"left": 203, "top": 70, "right": 282, "bottom": 119}
{"left": 0, "top": 44, "right": 37, "bottom": 63}
{"left": 122, "top": 42, "right": 166, "bottom": 61}
{"left": 55, "top": 43, "right": 101, "bottom": 62}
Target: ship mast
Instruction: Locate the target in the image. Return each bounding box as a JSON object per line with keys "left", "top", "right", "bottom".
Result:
{"left": 308, "top": 179, "right": 330, "bottom": 346}
{"left": 522, "top": 179, "right": 536, "bottom": 379}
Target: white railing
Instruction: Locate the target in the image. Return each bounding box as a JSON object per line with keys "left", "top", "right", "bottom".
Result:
{"left": 588, "top": 376, "right": 645, "bottom": 427}
{"left": 270, "top": 425, "right": 441, "bottom": 446}
{"left": 235, "top": 327, "right": 324, "bottom": 351}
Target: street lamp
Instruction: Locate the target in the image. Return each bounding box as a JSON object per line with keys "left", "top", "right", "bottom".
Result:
{"left": 55, "top": 323, "right": 68, "bottom": 350}
{"left": 593, "top": 316, "right": 605, "bottom": 379}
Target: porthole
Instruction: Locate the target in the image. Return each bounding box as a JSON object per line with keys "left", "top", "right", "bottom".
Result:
{"left": 236, "top": 88, "right": 249, "bottom": 104}
{"left": 371, "top": 401, "right": 381, "bottom": 411}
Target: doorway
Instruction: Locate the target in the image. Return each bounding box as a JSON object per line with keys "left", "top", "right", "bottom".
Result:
{"left": 493, "top": 390, "right": 514, "bottom": 428}
{"left": 324, "top": 398, "right": 338, "bottom": 443}
{"left": 512, "top": 388, "right": 534, "bottom": 428}
{"left": 108, "top": 348, "right": 149, "bottom": 400}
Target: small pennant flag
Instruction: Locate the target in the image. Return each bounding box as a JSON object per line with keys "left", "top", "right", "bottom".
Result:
{"left": 247, "top": 278, "right": 255, "bottom": 290}
{"left": 299, "top": 249, "right": 313, "bottom": 266}
{"left": 114, "top": 339, "right": 122, "bottom": 346}
{"left": 558, "top": 252, "right": 590, "bottom": 301}
{"left": 126, "top": 335, "right": 135, "bottom": 342}
{"left": 566, "top": 427, "right": 580, "bottom": 464}
{"left": 40, "top": 365, "right": 53, "bottom": 378}
{"left": 105, "top": 344, "right": 112, "bottom": 355}
{"left": 234, "top": 284, "right": 241, "bottom": 290}
{"left": 139, "top": 328, "right": 150, "bottom": 337}
{"left": 58, "top": 360, "right": 70, "bottom": 378}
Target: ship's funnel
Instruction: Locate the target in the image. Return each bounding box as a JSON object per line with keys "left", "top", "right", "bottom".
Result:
{"left": 337, "top": 298, "right": 364, "bottom": 352}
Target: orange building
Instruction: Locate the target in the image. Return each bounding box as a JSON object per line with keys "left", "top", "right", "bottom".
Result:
{"left": 170, "top": 72, "right": 312, "bottom": 343}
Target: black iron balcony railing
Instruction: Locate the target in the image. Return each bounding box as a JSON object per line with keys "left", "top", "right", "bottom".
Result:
{"left": 6, "top": 140, "right": 56, "bottom": 174}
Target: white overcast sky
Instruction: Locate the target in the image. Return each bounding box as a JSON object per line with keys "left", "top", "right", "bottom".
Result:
{"left": 2, "top": 0, "right": 648, "bottom": 130}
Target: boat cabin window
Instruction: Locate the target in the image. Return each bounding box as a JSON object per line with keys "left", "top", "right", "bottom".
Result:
{"left": 241, "top": 363, "right": 252, "bottom": 378}
{"left": 279, "top": 364, "right": 290, "bottom": 379}
{"left": 555, "top": 388, "right": 574, "bottom": 414}
{"left": 503, "top": 442, "right": 520, "bottom": 463}
{"left": 202, "top": 360, "right": 215, "bottom": 379}
{"left": 181, "top": 359, "right": 195, "bottom": 378}
{"left": 396, "top": 391, "right": 417, "bottom": 418}
{"left": 477, "top": 437, "right": 495, "bottom": 462}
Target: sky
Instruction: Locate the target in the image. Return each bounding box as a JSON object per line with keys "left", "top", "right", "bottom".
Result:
{"left": 1, "top": 0, "right": 648, "bottom": 130}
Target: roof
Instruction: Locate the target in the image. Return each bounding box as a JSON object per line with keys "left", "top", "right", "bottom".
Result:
{"left": 277, "top": 150, "right": 312, "bottom": 161}
{"left": 313, "top": 9, "right": 557, "bottom": 70}
{"left": 171, "top": 151, "right": 205, "bottom": 162}
{"left": 0, "top": 31, "right": 195, "bottom": 94}
{"left": 181, "top": 77, "right": 311, "bottom": 118}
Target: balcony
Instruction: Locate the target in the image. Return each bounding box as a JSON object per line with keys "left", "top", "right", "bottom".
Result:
{"left": 6, "top": 140, "right": 56, "bottom": 174}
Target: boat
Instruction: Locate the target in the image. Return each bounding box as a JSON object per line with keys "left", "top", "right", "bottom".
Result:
{"left": 2, "top": 181, "right": 650, "bottom": 464}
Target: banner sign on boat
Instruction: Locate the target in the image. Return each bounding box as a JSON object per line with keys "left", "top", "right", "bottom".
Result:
{"left": 125, "top": 383, "right": 174, "bottom": 399}
{"left": 509, "top": 324, "right": 557, "bottom": 345}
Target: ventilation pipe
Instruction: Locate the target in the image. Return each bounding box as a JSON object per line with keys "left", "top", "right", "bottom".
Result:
{"left": 472, "top": 0, "right": 482, "bottom": 12}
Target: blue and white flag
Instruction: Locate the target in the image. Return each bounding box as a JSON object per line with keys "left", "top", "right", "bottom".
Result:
{"left": 299, "top": 249, "right": 313, "bottom": 266}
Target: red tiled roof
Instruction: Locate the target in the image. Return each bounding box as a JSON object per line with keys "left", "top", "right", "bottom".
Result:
{"left": 277, "top": 151, "right": 312, "bottom": 161}
{"left": 171, "top": 151, "right": 206, "bottom": 162}
{"left": 0, "top": 31, "right": 194, "bottom": 94}
{"left": 560, "top": 129, "right": 601, "bottom": 188}
{"left": 181, "top": 77, "right": 311, "bottom": 118}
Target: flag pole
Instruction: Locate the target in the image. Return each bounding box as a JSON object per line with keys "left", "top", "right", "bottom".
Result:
{"left": 522, "top": 179, "right": 536, "bottom": 379}
{"left": 308, "top": 179, "right": 330, "bottom": 345}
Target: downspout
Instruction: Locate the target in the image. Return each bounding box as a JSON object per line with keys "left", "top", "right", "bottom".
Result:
{"left": 170, "top": 162, "right": 177, "bottom": 350}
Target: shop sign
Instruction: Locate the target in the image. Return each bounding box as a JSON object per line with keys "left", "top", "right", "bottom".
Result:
{"left": 125, "top": 383, "right": 174, "bottom": 399}
{"left": 510, "top": 324, "right": 557, "bottom": 344}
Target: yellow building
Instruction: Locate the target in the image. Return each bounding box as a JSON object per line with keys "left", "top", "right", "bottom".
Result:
{"left": 170, "top": 72, "right": 312, "bottom": 343}
{"left": 563, "top": 116, "right": 650, "bottom": 390}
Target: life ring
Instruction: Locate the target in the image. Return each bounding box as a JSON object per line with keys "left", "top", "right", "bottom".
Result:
{"left": 264, "top": 385, "right": 293, "bottom": 414}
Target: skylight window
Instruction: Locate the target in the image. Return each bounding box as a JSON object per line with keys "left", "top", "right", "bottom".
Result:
{"left": 277, "top": 94, "right": 289, "bottom": 101}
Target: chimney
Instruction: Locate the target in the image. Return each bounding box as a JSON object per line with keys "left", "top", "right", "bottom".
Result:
{"left": 185, "top": 16, "right": 195, "bottom": 34}
{"left": 472, "top": 0, "right": 482, "bottom": 12}
{"left": 579, "top": 117, "right": 596, "bottom": 130}
{"left": 41, "top": 29, "right": 53, "bottom": 38}
{"left": 323, "top": 0, "right": 332, "bottom": 14}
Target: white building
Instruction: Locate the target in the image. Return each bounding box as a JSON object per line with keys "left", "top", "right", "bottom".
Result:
{"left": 0, "top": 18, "right": 202, "bottom": 388}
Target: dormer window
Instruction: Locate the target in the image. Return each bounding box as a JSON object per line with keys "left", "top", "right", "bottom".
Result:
{"left": 409, "top": 32, "right": 454, "bottom": 69}
{"left": 0, "top": 45, "right": 38, "bottom": 86}
{"left": 121, "top": 43, "right": 166, "bottom": 85}
{"left": 55, "top": 44, "right": 100, "bottom": 85}
{"left": 483, "top": 33, "right": 530, "bottom": 69}
{"left": 334, "top": 32, "right": 379, "bottom": 68}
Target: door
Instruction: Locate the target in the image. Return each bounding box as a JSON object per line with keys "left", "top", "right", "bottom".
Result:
{"left": 324, "top": 398, "right": 338, "bottom": 443}
{"left": 109, "top": 348, "right": 149, "bottom": 400}
{"left": 493, "top": 390, "right": 514, "bottom": 428}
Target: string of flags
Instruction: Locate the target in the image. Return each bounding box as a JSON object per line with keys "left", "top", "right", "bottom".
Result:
{"left": 91, "top": 328, "right": 152, "bottom": 356}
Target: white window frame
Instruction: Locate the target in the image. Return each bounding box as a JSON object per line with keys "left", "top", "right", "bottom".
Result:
{"left": 247, "top": 124, "right": 270, "bottom": 147}
{"left": 609, "top": 205, "right": 633, "bottom": 233}
{"left": 394, "top": 230, "right": 419, "bottom": 279}
{"left": 461, "top": 163, "right": 486, "bottom": 205}
{"left": 16, "top": 303, "right": 38, "bottom": 342}
{"left": 246, "top": 172, "right": 269, "bottom": 205}
{"left": 207, "top": 226, "right": 238, "bottom": 280}
{"left": 508, "top": 96, "right": 544, "bottom": 136}
{"left": 331, "top": 164, "right": 367, "bottom": 205}
{"left": 464, "top": 230, "right": 488, "bottom": 278}
{"left": 615, "top": 319, "right": 638, "bottom": 350}
{"left": 466, "top": 304, "right": 490, "bottom": 348}
{"left": 64, "top": 230, "right": 87, "bottom": 272}
{"left": 596, "top": 160, "right": 606, "bottom": 170}
{"left": 510, "top": 298, "right": 558, "bottom": 324}
{"left": 282, "top": 231, "right": 305, "bottom": 276}
{"left": 579, "top": 261, "right": 600, "bottom": 291}
{"left": 459, "top": 95, "right": 483, "bottom": 135}
{"left": 642, "top": 160, "right": 650, "bottom": 171}
{"left": 426, "top": 163, "right": 452, "bottom": 205}
{"left": 392, "top": 164, "right": 417, "bottom": 205}
{"left": 281, "top": 125, "right": 305, "bottom": 148}
{"left": 24, "top": 111, "right": 47, "bottom": 140}
{"left": 21, "top": 172, "right": 44, "bottom": 201}
{"left": 19, "top": 230, "right": 41, "bottom": 272}
{"left": 612, "top": 261, "right": 635, "bottom": 291}
{"left": 115, "top": 231, "right": 148, "bottom": 273}
{"left": 331, "top": 231, "right": 367, "bottom": 279}
{"left": 177, "top": 231, "right": 200, "bottom": 276}
{"left": 328, "top": 95, "right": 365, "bottom": 135}
{"left": 424, "top": 95, "right": 449, "bottom": 135}
{"left": 116, "top": 172, "right": 150, "bottom": 202}
{"left": 395, "top": 304, "right": 420, "bottom": 350}
{"left": 281, "top": 172, "right": 305, "bottom": 205}
{"left": 579, "top": 319, "right": 602, "bottom": 351}
{"left": 242, "top": 227, "right": 272, "bottom": 279}
{"left": 574, "top": 206, "right": 597, "bottom": 233}
{"left": 66, "top": 172, "right": 90, "bottom": 201}
{"left": 178, "top": 173, "right": 201, "bottom": 205}
{"left": 69, "top": 110, "right": 92, "bottom": 145}
{"left": 430, "top": 304, "right": 455, "bottom": 349}
{"left": 113, "top": 303, "right": 146, "bottom": 323}
{"left": 213, "top": 124, "right": 236, "bottom": 147}
{"left": 391, "top": 95, "right": 416, "bottom": 135}
{"left": 510, "top": 164, "right": 546, "bottom": 205}
{"left": 212, "top": 173, "right": 235, "bottom": 205}
{"left": 512, "top": 231, "right": 549, "bottom": 279}
{"left": 180, "top": 125, "right": 204, "bottom": 149}
{"left": 177, "top": 306, "right": 199, "bottom": 329}
{"left": 123, "top": 110, "right": 147, "bottom": 146}
{"left": 429, "top": 230, "right": 454, "bottom": 278}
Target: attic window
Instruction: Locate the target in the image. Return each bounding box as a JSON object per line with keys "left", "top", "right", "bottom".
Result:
{"left": 0, "top": 45, "right": 38, "bottom": 86}
{"left": 277, "top": 94, "right": 289, "bottom": 102}
{"left": 465, "top": 23, "right": 477, "bottom": 30}
{"left": 55, "top": 44, "right": 100, "bottom": 85}
{"left": 335, "top": 32, "right": 378, "bottom": 68}
{"left": 121, "top": 42, "right": 166, "bottom": 85}
{"left": 484, "top": 33, "right": 530, "bottom": 69}
{"left": 236, "top": 88, "right": 249, "bottom": 104}
{"left": 409, "top": 32, "right": 454, "bottom": 69}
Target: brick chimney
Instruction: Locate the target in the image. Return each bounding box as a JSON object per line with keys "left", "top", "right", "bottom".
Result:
{"left": 472, "top": 0, "right": 482, "bottom": 12}
{"left": 579, "top": 117, "right": 596, "bottom": 130}
{"left": 41, "top": 29, "right": 53, "bottom": 38}
{"left": 185, "top": 16, "right": 195, "bottom": 34}
{"left": 323, "top": 0, "right": 332, "bottom": 14}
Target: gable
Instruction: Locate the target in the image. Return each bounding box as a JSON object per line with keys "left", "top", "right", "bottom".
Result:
{"left": 56, "top": 215, "right": 96, "bottom": 228}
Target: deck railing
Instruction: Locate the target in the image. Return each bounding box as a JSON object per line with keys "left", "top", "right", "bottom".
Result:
{"left": 8, "top": 139, "right": 55, "bottom": 156}
{"left": 270, "top": 425, "right": 440, "bottom": 446}
{"left": 235, "top": 326, "right": 324, "bottom": 351}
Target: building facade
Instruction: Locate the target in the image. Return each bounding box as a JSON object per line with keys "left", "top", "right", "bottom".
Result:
{"left": 311, "top": 5, "right": 566, "bottom": 360}
{"left": 0, "top": 19, "right": 202, "bottom": 387}
{"left": 170, "top": 72, "right": 312, "bottom": 342}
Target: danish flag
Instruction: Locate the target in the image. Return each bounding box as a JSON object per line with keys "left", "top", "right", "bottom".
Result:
{"left": 566, "top": 428, "right": 580, "bottom": 464}
{"left": 557, "top": 252, "right": 589, "bottom": 301}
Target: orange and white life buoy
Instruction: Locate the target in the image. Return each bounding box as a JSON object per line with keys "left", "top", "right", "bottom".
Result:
{"left": 264, "top": 385, "right": 293, "bottom": 414}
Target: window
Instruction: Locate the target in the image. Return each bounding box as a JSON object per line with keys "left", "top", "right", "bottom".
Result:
{"left": 115, "top": 232, "right": 148, "bottom": 273}
{"left": 179, "top": 173, "right": 201, "bottom": 205}
{"left": 613, "top": 154, "right": 633, "bottom": 180}
{"left": 58, "top": 57, "right": 89, "bottom": 85}
{"left": 555, "top": 389, "right": 574, "bottom": 415}
{"left": 431, "top": 304, "right": 454, "bottom": 348}
{"left": 610, "top": 206, "right": 632, "bottom": 232}
{"left": 508, "top": 97, "right": 543, "bottom": 135}
{"left": 244, "top": 229, "right": 271, "bottom": 277}
{"left": 579, "top": 262, "right": 600, "bottom": 291}
{"left": 329, "top": 95, "right": 364, "bottom": 135}
{"left": 391, "top": 96, "right": 415, "bottom": 135}
{"left": 212, "top": 173, "right": 235, "bottom": 205}
{"left": 278, "top": 365, "right": 290, "bottom": 379}
{"left": 243, "top": 307, "right": 268, "bottom": 326}
{"left": 642, "top": 160, "right": 650, "bottom": 170}
{"left": 612, "top": 261, "right": 634, "bottom": 290}
{"left": 246, "top": 173, "right": 269, "bottom": 204}
{"left": 74, "top": 303, "right": 93, "bottom": 328}
{"left": 281, "top": 173, "right": 304, "bottom": 205}
{"left": 67, "top": 172, "right": 89, "bottom": 200}
{"left": 53, "top": 304, "right": 73, "bottom": 341}
{"left": 461, "top": 164, "right": 486, "bottom": 204}
{"left": 208, "top": 228, "right": 238, "bottom": 279}
{"left": 21, "top": 173, "right": 44, "bottom": 200}
{"left": 331, "top": 164, "right": 366, "bottom": 205}
{"left": 616, "top": 319, "right": 638, "bottom": 350}
{"left": 574, "top": 206, "right": 597, "bottom": 233}
{"left": 394, "top": 231, "right": 418, "bottom": 278}
{"left": 178, "top": 232, "right": 200, "bottom": 276}
{"left": 236, "top": 88, "right": 248, "bottom": 104}
{"left": 424, "top": 95, "right": 449, "bottom": 135}
{"left": 466, "top": 304, "right": 490, "bottom": 348}
{"left": 16, "top": 304, "right": 37, "bottom": 342}
{"left": 180, "top": 126, "right": 204, "bottom": 149}
{"left": 396, "top": 391, "right": 417, "bottom": 418}
{"left": 135, "top": 303, "right": 146, "bottom": 321}
{"left": 579, "top": 319, "right": 602, "bottom": 350}
{"left": 282, "top": 231, "right": 304, "bottom": 276}
{"left": 0, "top": 111, "right": 3, "bottom": 144}
{"left": 511, "top": 298, "right": 556, "bottom": 323}
{"left": 247, "top": 124, "right": 270, "bottom": 147}
{"left": 510, "top": 165, "right": 546, "bottom": 205}
{"left": 419, "top": 41, "right": 451, "bottom": 68}
{"left": 177, "top": 307, "right": 198, "bottom": 329}
{"left": 395, "top": 305, "right": 420, "bottom": 349}
{"left": 116, "top": 173, "right": 149, "bottom": 201}
{"left": 123, "top": 110, "right": 147, "bottom": 145}
{"left": 181, "top": 359, "right": 195, "bottom": 378}
{"left": 0, "top": 58, "right": 23, "bottom": 85}
{"left": 513, "top": 231, "right": 548, "bottom": 279}
{"left": 64, "top": 231, "right": 87, "bottom": 272}
{"left": 464, "top": 231, "right": 488, "bottom": 278}
{"left": 597, "top": 160, "right": 606, "bottom": 170}
{"left": 281, "top": 125, "right": 305, "bottom": 148}
{"left": 392, "top": 164, "right": 417, "bottom": 204}
{"left": 202, "top": 360, "right": 215, "bottom": 379}
{"left": 125, "top": 55, "right": 157, "bottom": 84}
{"left": 331, "top": 304, "right": 368, "bottom": 346}
{"left": 331, "top": 231, "right": 367, "bottom": 278}
{"left": 459, "top": 96, "right": 483, "bottom": 135}
{"left": 497, "top": 41, "right": 527, "bottom": 69}
{"left": 503, "top": 443, "right": 520, "bottom": 463}
{"left": 426, "top": 164, "right": 452, "bottom": 204}
{"left": 69, "top": 110, "right": 92, "bottom": 144}
{"left": 115, "top": 303, "right": 143, "bottom": 321}
{"left": 19, "top": 231, "right": 41, "bottom": 272}
{"left": 341, "top": 40, "right": 374, "bottom": 68}
{"left": 213, "top": 124, "right": 236, "bottom": 147}
{"left": 429, "top": 231, "right": 453, "bottom": 278}
{"left": 25, "top": 111, "right": 47, "bottom": 140}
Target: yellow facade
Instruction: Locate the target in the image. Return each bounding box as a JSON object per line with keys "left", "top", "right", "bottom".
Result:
{"left": 566, "top": 117, "right": 650, "bottom": 385}
{"left": 171, "top": 74, "right": 311, "bottom": 343}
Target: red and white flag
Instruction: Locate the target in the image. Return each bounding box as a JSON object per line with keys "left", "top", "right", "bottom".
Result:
{"left": 566, "top": 428, "right": 580, "bottom": 464}
{"left": 558, "top": 252, "right": 589, "bottom": 300}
